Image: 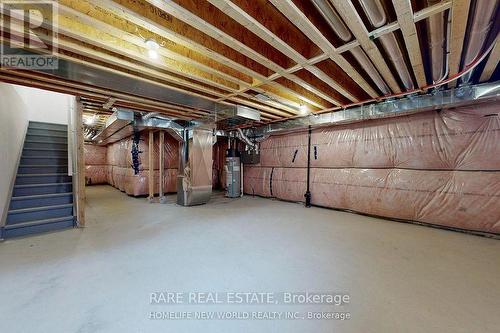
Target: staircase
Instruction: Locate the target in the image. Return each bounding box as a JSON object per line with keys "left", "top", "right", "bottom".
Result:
{"left": 1, "top": 122, "right": 75, "bottom": 238}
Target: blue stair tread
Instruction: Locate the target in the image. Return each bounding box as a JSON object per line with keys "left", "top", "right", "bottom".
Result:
{"left": 17, "top": 173, "right": 69, "bottom": 177}
{"left": 24, "top": 148, "right": 68, "bottom": 151}
{"left": 25, "top": 132, "right": 67, "bottom": 138}
{"left": 8, "top": 203, "right": 73, "bottom": 215}
{"left": 19, "top": 164, "right": 69, "bottom": 167}
{"left": 28, "top": 126, "right": 67, "bottom": 130}
{"left": 24, "top": 139, "right": 67, "bottom": 143}
{"left": 11, "top": 192, "right": 73, "bottom": 201}
{"left": 21, "top": 156, "right": 68, "bottom": 159}
{"left": 4, "top": 216, "right": 73, "bottom": 230}
{"left": 14, "top": 182, "right": 72, "bottom": 188}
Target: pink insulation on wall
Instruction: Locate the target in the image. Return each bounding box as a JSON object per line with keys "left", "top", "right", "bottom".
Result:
{"left": 244, "top": 103, "right": 500, "bottom": 234}
{"left": 84, "top": 144, "right": 107, "bottom": 185}
{"left": 84, "top": 132, "right": 179, "bottom": 196}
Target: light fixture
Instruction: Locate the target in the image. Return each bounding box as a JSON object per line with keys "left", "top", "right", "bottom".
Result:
{"left": 299, "top": 104, "right": 309, "bottom": 115}
{"left": 145, "top": 38, "right": 160, "bottom": 59}
{"left": 147, "top": 49, "right": 159, "bottom": 59}
{"left": 84, "top": 114, "right": 97, "bottom": 126}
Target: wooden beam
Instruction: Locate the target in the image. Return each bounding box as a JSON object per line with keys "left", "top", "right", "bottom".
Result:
{"left": 448, "top": 0, "right": 471, "bottom": 87}
{"left": 153, "top": 0, "right": 294, "bottom": 70}
{"left": 479, "top": 38, "right": 500, "bottom": 82}
{"left": 207, "top": 0, "right": 355, "bottom": 104}
{"left": 337, "top": 1, "right": 452, "bottom": 54}
{"left": 392, "top": 0, "right": 427, "bottom": 88}
{"left": 414, "top": 0, "right": 452, "bottom": 22}
{"left": 331, "top": 0, "right": 401, "bottom": 93}
{"left": 57, "top": 4, "right": 240, "bottom": 92}
{"left": 58, "top": 0, "right": 318, "bottom": 115}
{"left": 74, "top": 98, "right": 86, "bottom": 227}
{"left": 78, "top": 0, "right": 334, "bottom": 113}
{"left": 269, "top": 0, "right": 379, "bottom": 98}
{"left": 143, "top": 0, "right": 336, "bottom": 107}
{"left": 60, "top": 0, "right": 252, "bottom": 87}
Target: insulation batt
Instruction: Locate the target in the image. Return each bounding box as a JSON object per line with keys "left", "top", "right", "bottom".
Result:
{"left": 244, "top": 104, "right": 500, "bottom": 234}
{"left": 84, "top": 144, "right": 107, "bottom": 185}
{"left": 84, "top": 132, "right": 179, "bottom": 196}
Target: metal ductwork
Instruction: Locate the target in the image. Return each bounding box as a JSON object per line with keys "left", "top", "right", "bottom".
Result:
{"left": 236, "top": 128, "right": 257, "bottom": 150}
{"left": 461, "top": 0, "right": 498, "bottom": 83}
{"left": 311, "top": 0, "right": 391, "bottom": 94}
{"left": 359, "top": 0, "right": 415, "bottom": 90}
{"left": 215, "top": 104, "right": 261, "bottom": 129}
{"left": 247, "top": 81, "right": 500, "bottom": 137}
{"left": 92, "top": 108, "right": 135, "bottom": 145}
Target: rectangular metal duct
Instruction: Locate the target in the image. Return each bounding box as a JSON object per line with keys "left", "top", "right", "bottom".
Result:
{"left": 215, "top": 105, "right": 261, "bottom": 129}
{"left": 250, "top": 82, "right": 500, "bottom": 136}
{"left": 93, "top": 108, "right": 135, "bottom": 145}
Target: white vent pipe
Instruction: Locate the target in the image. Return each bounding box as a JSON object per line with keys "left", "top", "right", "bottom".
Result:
{"left": 311, "top": 0, "right": 391, "bottom": 95}
{"left": 426, "top": 0, "right": 447, "bottom": 83}
{"left": 461, "top": 0, "right": 498, "bottom": 83}
{"left": 359, "top": 0, "right": 415, "bottom": 90}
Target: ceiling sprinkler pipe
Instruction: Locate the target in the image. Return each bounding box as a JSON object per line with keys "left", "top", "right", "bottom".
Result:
{"left": 359, "top": 0, "right": 415, "bottom": 90}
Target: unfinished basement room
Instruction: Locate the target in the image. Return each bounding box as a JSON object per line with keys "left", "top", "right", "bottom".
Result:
{"left": 0, "top": 0, "right": 499, "bottom": 332}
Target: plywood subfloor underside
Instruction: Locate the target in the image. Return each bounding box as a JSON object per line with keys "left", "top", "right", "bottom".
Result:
{"left": 0, "top": 185, "right": 499, "bottom": 333}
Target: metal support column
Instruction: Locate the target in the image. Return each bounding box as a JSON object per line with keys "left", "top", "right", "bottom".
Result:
{"left": 148, "top": 130, "right": 155, "bottom": 203}
{"left": 159, "top": 131, "right": 167, "bottom": 204}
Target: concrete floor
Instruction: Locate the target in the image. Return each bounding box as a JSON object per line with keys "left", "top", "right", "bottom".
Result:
{"left": 0, "top": 185, "right": 499, "bottom": 333}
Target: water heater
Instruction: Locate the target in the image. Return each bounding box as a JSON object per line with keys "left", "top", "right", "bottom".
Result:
{"left": 225, "top": 149, "right": 241, "bottom": 198}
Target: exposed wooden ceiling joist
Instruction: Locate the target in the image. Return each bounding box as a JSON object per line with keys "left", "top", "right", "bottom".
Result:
{"left": 448, "top": 0, "right": 472, "bottom": 88}
{"left": 331, "top": 0, "right": 401, "bottom": 94}
{"left": 479, "top": 38, "right": 500, "bottom": 82}
{"left": 0, "top": 0, "right": 493, "bottom": 125}
{"left": 268, "top": 0, "right": 379, "bottom": 99}
{"left": 392, "top": 0, "right": 427, "bottom": 88}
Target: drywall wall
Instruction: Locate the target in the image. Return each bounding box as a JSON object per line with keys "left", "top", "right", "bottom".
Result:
{"left": 0, "top": 83, "right": 29, "bottom": 226}
{"left": 244, "top": 102, "right": 500, "bottom": 235}
{"left": 13, "top": 85, "right": 71, "bottom": 124}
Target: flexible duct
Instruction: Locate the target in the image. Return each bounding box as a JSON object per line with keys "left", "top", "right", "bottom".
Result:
{"left": 426, "top": 0, "right": 447, "bottom": 83}
{"left": 236, "top": 128, "right": 257, "bottom": 150}
{"left": 359, "top": 0, "right": 415, "bottom": 90}
{"left": 461, "top": 0, "right": 498, "bottom": 83}
{"left": 311, "top": 0, "right": 391, "bottom": 95}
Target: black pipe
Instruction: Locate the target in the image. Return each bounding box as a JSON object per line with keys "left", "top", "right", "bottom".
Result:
{"left": 305, "top": 125, "right": 312, "bottom": 208}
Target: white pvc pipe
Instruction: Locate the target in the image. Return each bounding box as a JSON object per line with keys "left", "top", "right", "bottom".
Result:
{"left": 461, "top": 0, "right": 498, "bottom": 83}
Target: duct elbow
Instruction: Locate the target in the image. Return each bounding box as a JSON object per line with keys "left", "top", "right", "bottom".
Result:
{"left": 236, "top": 128, "right": 258, "bottom": 150}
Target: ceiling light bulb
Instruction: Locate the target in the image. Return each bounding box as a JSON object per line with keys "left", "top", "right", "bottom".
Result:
{"left": 145, "top": 38, "right": 160, "bottom": 50}
{"left": 84, "top": 115, "right": 96, "bottom": 125}
{"left": 299, "top": 104, "right": 309, "bottom": 115}
{"left": 148, "top": 49, "right": 159, "bottom": 59}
